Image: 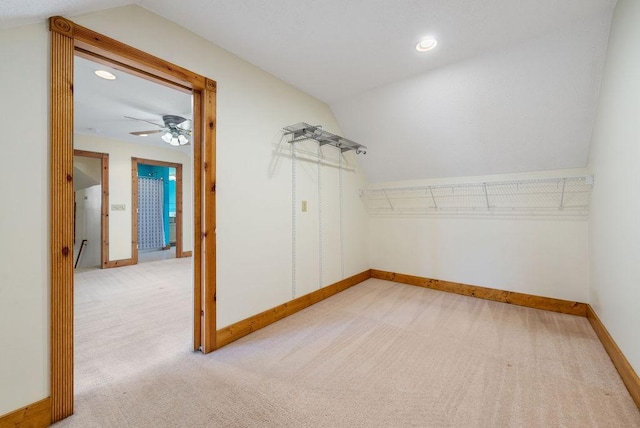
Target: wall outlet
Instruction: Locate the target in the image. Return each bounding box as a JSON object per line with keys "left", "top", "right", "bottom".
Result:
{"left": 111, "top": 204, "right": 126, "bottom": 211}
{"left": 301, "top": 200, "right": 307, "bottom": 212}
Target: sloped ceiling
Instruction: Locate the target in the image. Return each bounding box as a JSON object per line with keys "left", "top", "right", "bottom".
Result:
{"left": 0, "top": 0, "right": 618, "bottom": 182}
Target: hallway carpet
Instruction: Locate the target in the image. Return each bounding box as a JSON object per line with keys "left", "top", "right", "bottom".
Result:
{"left": 58, "top": 260, "right": 640, "bottom": 427}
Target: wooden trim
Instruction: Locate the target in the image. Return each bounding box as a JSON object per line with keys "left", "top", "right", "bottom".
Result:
{"left": 104, "top": 258, "right": 135, "bottom": 269}
{"left": 50, "top": 16, "right": 73, "bottom": 38}
{"left": 216, "top": 270, "right": 372, "bottom": 348}
{"left": 70, "top": 20, "right": 206, "bottom": 90}
{"left": 175, "top": 165, "right": 184, "bottom": 258}
{"left": 182, "top": 251, "right": 193, "bottom": 257}
{"left": 50, "top": 16, "right": 217, "bottom": 422}
{"left": 370, "top": 270, "right": 587, "bottom": 317}
{"left": 587, "top": 305, "right": 640, "bottom": 408}
{"left": 192, "top": 90, "right": 203, "bottom": 352}
{"left": 50, "top": 22, "right": 75, "bottom": 423}
{"left": 75, "top": 48, "right": 192, "bottom": 94}
{"left": 101, "top": 155, "right": 110, "bottom": 268}
{"left": 131, "top": 159, "right": 139, "bottom": 265}
{"left": 131, "top": 158, "right": 185, "bottom": 169}
{"left": 202, "top": 81, "right": 217, "bottom": 353}
{"left": 0, "top": 397, "right": 51, "bottom": 428}
{"left": 73, "top": 150, "right": 109, "bottom": 269}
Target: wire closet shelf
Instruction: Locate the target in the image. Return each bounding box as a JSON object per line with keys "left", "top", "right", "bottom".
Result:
{"left": 283, "top": 122, "right": 367, "bottom": 154}
{"left": 361, "top": 176, "right": 593, "bottom": 218}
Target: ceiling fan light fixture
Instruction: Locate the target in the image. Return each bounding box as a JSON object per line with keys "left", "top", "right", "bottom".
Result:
{"left": 416, "top": 38, "right": 438, "bottom": 52}
{"left": 161, "top": 131, "right": 189, "bottom": 146}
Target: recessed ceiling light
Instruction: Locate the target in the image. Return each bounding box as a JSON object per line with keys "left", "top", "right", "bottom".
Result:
{"left": 138, "top": 134, "right": 148, "bottom": 137}
{"left": 416, "top": 38, "right": 438, "bottom": 52}
{"left": 94, "top": 70, "right": 116, "bottom": 80}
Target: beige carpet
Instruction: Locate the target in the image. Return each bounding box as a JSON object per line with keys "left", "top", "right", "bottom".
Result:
{"left": 58, "top": 261, "right": 640, "bottom": 427}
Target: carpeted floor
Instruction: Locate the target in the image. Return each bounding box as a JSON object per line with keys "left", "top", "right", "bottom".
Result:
{"left": 58, "top": 259, "right": 640, "bottom": 427}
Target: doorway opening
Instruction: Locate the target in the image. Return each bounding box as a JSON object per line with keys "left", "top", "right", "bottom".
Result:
{"left": 72, "top": 150, "right": 108, "bottom": 270}
{"left": 132, "top": 158, "right": 187, "bottom": 264}
{"left": 72, "top": 54, "right": 196, "bottom": 403}
{"left": 50, "top": 16, "right": 217, "bottom": 422}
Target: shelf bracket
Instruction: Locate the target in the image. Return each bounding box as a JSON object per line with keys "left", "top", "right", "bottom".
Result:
{"left": 382, "top": 190, "right": 394, "bottom": 211}
{"left": 283, "top": 122, "right": 367, "bottom": 154}
{"left": 428, "top": 187, "right": 438, "bottom": 210}
{"left": 483, "top": 183, "right": 490, "bottom": 209}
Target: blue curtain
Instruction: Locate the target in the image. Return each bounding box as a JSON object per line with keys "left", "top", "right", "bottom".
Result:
{"left": 137, "top": 177, "right": 165, "bottom": 250}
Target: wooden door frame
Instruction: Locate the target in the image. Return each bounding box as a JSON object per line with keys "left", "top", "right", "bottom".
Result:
{"left": 73, "top": 149, "right": 109, "bottom": 269}
{"left": 131, "top": 157, "right": 186, "bottom": 263}
{"left": 50, "top": 16, "right": 217, "bottom": 423}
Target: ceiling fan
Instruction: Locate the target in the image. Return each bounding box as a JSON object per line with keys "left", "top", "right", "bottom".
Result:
{"left": 126, "top": 114, "right": 192, "bottom": 146}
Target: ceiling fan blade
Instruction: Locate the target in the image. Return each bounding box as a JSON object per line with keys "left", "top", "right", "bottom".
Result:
{"left": 124, "top": 116, "right": 164, "bottom": 128}
{"left": 130, "top": 130, "right": 163, "bottom": 136}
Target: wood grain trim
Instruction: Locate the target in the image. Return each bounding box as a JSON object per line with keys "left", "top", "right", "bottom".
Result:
{"left": 104, "top": 258, "right": 135, "bottom": 269}
{"left": 50, "top": 17, "right": 73, "bottom": 38}
{"left": 587, "top": 305, "right": 640, "bottom": 408}
{"left": 69, "top": 20, "right": 206, "bottom": 90}
{"left": 202, "top": 82, "right": 217, "bottom": 353}
{"left": 73, "top": 149, "right": 104, "bottom": 158}
{"left": 182, "top": 251, "right": 193, "bottom": 257}
{"left": 192, "top": 90, "right": 203, "bottom": 352}
{"left": 0, "top": 397, "right": 51, "bottom": 428}
{"left": 73, "top": 150, "right": 109, "bottom": 269}
{"left": 131, "top": 159, "right": 139, "bottom": 265}
{"left": 216, "top": 270, "right": 372, "bottom": 348}
{"left": 50, "top": 25, "right": 75, "bottom": 423}
{"left": 74, "top": 48, "right": 192, "bottom": 94}
{"left": 132, "top": 158, "right": 184, "bottom": 169}
{"left": 101, "top": 154, "right": 110, "bottom": 268}
{"left": 370, "top": 270, "right": 587, "bottom": 317}
{"left": 175, "top": 165, "right": 184, "bottom": 258}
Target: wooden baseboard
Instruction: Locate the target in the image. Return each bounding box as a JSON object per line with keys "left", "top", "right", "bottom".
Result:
{"left": 587, "top": 305, "right": 640, "bottom": 408}
{"left": 216, "top": 270, "right": 372, "bottom": 348}
{"left": 370, "top": 270, "right": 587, "bottom": 317}
{"left": 180, "top": 251, "right": 192, "bottom": 258}
{"left": 104, "top": 258, "right": 135, "bottom": 269}
{"left": 0, "top": 397, "right": 51, "bottom": 428}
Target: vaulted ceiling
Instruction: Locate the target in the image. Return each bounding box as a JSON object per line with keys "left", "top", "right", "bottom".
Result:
{"left": 1, "top": 0, "right": 618, "bottom": 182}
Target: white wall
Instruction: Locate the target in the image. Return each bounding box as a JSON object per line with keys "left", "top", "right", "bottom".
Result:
{"left": 588, "top": 0, "right": 640, "bottom": 377}
{"left": 368, "top": 169, "right": 590, "bottom": 302}
{"left": 73, "top": 155, "right": 102, "bottom": 268}
{"left": 290, "top": 141, "right": 369, "bottom": 298}
{"left": 75, "top": 133, "right": 193, "bottom": 261}
{"left": 0, "top": 5, "right": 368, "bottom": 415}
{"left": 73, "top": 155, "right": 101, "bottom": 189}
{"left": 0, "top": 23, "right": 49, "bottom": 416}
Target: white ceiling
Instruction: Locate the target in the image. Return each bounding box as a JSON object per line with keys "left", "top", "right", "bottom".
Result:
{"left": 1, "top": 0, "right": 618, "bottom": 182}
